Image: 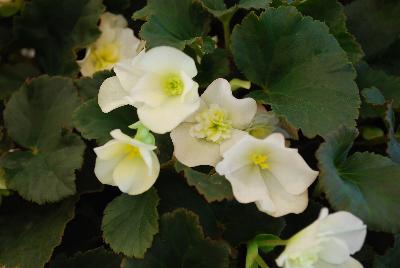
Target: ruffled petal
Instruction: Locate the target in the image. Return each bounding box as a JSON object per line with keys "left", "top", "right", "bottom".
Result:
{"left": 313, "top": 258, "right": 363, "bottom": 268}
{"left": 219, "top": 129, "right": 247, "bottom": 155}
{"left": 201, "top": 78, "right": 257, "bottom": 129}
{"left": 98, "top": 76, "right": 133, "bottom": 113}
{"left": 171, "top": 123, "right": 221, "bottom": 167}
{"left": 117, "top": 28, "right": 140, "bottom": 60}
{"left": 136, "top": 46, "right": 197, "bottom": 77}
{"left": 114, "top": 53, "right": 145, "bottom": 93}
{"left": 318, "top": 237, "right": 351, "bottom": 265}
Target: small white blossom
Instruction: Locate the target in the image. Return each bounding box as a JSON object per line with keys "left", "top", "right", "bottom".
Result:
{"left": 216, "top": 133, "right": 318, "bottom": 217}
{"left": 98, "top": 46, "right": 200, "bottom": 134}
{"left": 94, "top": 129, "right": 159, "bottom": 195}
{"left": 78, "top": 12, "right": 140, "bottom": 76}
{"left": 171, "top": 78, "right": 257, "bottom": 167}
{"left": 276, "top": 208, "right": 366, "bottom": 268}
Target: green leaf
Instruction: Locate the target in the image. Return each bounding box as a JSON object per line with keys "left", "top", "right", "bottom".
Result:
{"left": 356, "top": 62, "right": 400, "bottom": 108}
{"left": 212, "top": 201, "right": 285, "bottom": 245}
{"left": 361, "top": 87, "right": 385, "bottom": 105}
{"left": 73, "top": 98, "right": 137, "bottom": 145}
{"left": 384, "top": 103, "right": 400, "bottom": 164}
{"left": 102, "top": 189, "right": 160, "bottom": 258}
{"left": 74, "top": 70, "right": 114, "bottom": 100}
{"left": 49, "top": 247, "right": 122, "bottom": 268}
{"left": 138, "top": 0, "right": 210, "bottom": 49}
{"left": 4, "top": 75, "right": 81, "bottom": 150}
{"left": 0, "top": 62, "right": 40, "bottom": 100}
{"left": 0, "top": 0, "right": 23, "bottom": 17}
{"left": 296, "top": 0, "right": 364, "bottom": 63}
{"left": 231, "top": 7, "right": 360, "bottom": 138}
{"left": 124, "top": 209, "right": 230, "bottom": 268}
{"left": 374, "top": 235, "right": 400, "bottom": 268}
{"left": 1, "top": 133, "right": 85, "bottom": 204}
{"left": 175, "top": 162, "right": 233, "bottom": 202}
{"left": 317, "top": 127, "right": 400, "bottom": 233}
{"left": 196, "top": 48, "right": 230, "bottom": 88}
{"left": 14, "top": 0, "right": 104, "bottom": 75}
{"left": 345, "top": 0, "right": 400, "bottom": 59}
{"left": 0, "top": 197, "right": 77, "bottom": 268}
{"left": 199, "top": 0, "right": 270, "bottom": 18}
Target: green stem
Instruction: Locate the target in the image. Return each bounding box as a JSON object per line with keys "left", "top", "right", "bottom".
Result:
{"left": 255, "top": 256, "right": 269, "bottom": 268}
{"left": 222, "top": 19, "right": 231, "bottom": 49}
{"left": 257, "top": 239, "right": 287, "bottom": 247}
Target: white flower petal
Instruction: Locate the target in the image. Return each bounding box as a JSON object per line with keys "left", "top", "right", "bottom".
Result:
{"left": 77, "top": 48, "right": 95, "bottom": 77}
{"left": 94, "top": 140, "right": 126, "bottom": 160}
{"left": 110, "top": 129, "right": 156, "bottom": 150}
{"left": 171, "top": 123, "right": 221, "bottom": 167}
{"left": 113, "top": 154, "right": 159, "bottom": 195}
{"left": 98, "top": 76, "right": 133, "bottom": 113}
{"left": 114, "top": 56, "right": 145, "bottom": 93}
{"left": 130, "top": 72, "right": 168, "bottom": 107}
{"left": 94, "top": 156, "right": 124, "bottom": 186}
{"left": 225, "top": 165, "right": 270, "bottom": 203}
{"left": 137, "top": 84, "right": 200, "bottom": 134}
{"left": 314, "top": 257, "right": 363, "bottom": 268}
{"left": 261, "top": 171, "right": 308, "bottom": 217}
{"left": 136, "top": 46, "right": 197, "bottom": 77}
{"left": 201, "top": 78, "right": 257, "bottom": 129}
{"left": 319, "top": 211, "right": 367, "bottom": 254}
{"left": 319, "top": 237, "right": 351, "bottom": 265}
{"left": 219, "top": 129, "right": 247, "bottom": 155}
{"left": 117, "top": 28, "right": 140, "bottom": 59}
{"left": 100, "top": 12, "right": 127, "bottom": 30}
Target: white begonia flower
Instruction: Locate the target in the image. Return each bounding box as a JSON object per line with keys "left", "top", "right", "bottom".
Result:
{"left": 78, "top": 12, "right": 140, "bottom": 77}
{"left": 276, "top": 208, "right": 367, "bottom": 268}
{"left": 216, "top": 133, "right": 319, "bottom": 217}
{"left": 94, "top": 128, "right": 160, "bottom": 195}
{"left": 170, "top": 78, "right": 257, "bottom": 167}
{"left": 98, "top": 46, "right": 200, "bottom": 134}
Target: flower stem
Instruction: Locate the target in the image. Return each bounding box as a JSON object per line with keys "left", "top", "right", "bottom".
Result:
{"left": 258, "top": 239, "right": 287, "bottom": 247}
{"left": 223, "top": 19, "right": 231, "bottom": 49}
{"left": 255, "top": 256, "right": 269, "bottom": 268}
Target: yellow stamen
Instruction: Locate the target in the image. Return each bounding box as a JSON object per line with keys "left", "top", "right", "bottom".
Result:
{"left": 251, "top": 153, "right": 269, "bottom": 169}
{"left": 90, "top": 43, "right": 120, "bottom": 71}
{"left": 124, "top": 145, "right": 140, "bottom": 159}
{"left": 163, "top": 73, "right": 184, "bottom": 96}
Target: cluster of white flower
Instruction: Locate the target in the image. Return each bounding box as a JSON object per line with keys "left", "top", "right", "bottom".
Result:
{"left": 83, "top": 16, "right": 367, "bottom": 267}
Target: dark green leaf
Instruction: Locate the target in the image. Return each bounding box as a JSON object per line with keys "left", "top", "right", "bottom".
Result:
{"left": 0, "top": 62, "right": 40, "bottom": 100}
{"left": 49, "top": 247, "right": 122, "bottom": 268}
{"left": 345, "top": 0, "right": 400, "bottom": 59}
{"left": 0, "top": 197, "right": 77, "bottom": 268}
{"left": 102, "top": 189, "right": 159, "bottom": 258}
{"left": 138, "top": 0, "right": 210, "bottom": 49}
{"left": 175, "top": 162, "right": 233, "bottom": 202}
{"left": 374, "top": 235, "right": 400, "bottom": 268}
{"left": 124, "top": 209, "right": 230, "bottom": 268}
{"left": 384, "top": 103, "right": 400, "bottom": 164}
{"left": 14, "top": 0, "right": 104, "bottom": 75}
{"left": 361, "top": 87, "right": 385, "bottom": 106}
{"left": 4, "top": 75, "right": 81, "bottom": 150}
{"left": 196, "top": 48, "right": 230, "bottom": 88}
{"left": 317, "top": 127, "right": 400, "bottom": 233}
{"left": 1, "top": 133, "right": 85, "bottom": 204}
{"left": 296, "top": 0, "right": 364, "bottom": 63}
{"left": 199, "top": 0, "right": 270, "bottom": 18}
{"left": 73, "top": 98, "right": 137, "bottom": 145}
{"left": 231, "top": 7, "right": 360, "bottom": 137}
{"left": 74, "top": 70, "right": 113, "bottom": 100}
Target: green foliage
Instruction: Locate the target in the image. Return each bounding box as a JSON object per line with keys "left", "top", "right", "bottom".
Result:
{"left": 317, "top": 127, "right": 400, "bottom": 233}
{"left": 14, "top": 0, "right": 104, "bottom": 75}
{"left": 102, "top": 189, "right": 160, "bottom": 258}
{"left": 0, "top": 197, "right": 77, "bottom": 268}
{"left": 231, "top": 6, "right": 360, "bottom": 137}
{"left": 196, "top": 48, "right": 230, "bottom": 88}
{"left": 374, "top": 235, "right": 400, "bottom": 268}
{"left": 361, "top": 87, "right": 385, "bottom": 106}
{"left": 124, "top": 209, "right": 230, "bottom": 267}
{"left": 385, "top": 103, "right": 400, "bottom": 164}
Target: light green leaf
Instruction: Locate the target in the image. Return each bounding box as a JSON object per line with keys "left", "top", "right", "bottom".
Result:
{"left": 356, "top": 63, "right": 400, "bottom": 108}
{"left": 361, "top": 87, "right": 385, "bottom": 106}
{"left": 123, "top": 209, "right": 230, "bottom": 268}
{"left": 0, "top": 197, "right": 77, "bottom": 268}
{"left": 385, "top": 103, "right": 400, "bottom": 164}
{"left": 295, "top": 0, "right": 364, "bottom": 63}
{"left": 374, "top": 235, "right": 400, "bottom": 268}
{"left": 138, "top": 0, "right": 210, "bottom": 49}
{"left": 231, "top": 7, "right": 360, "bottom": 137}
{"left": 1, "top": 133, "right": 85, "bottom": 204}
{"left": 4, "top": 75, "right": 81, "bottom": 150}
{"left": 175, "top": 162, "right": 233, "bottom": 202}
{"left": 345, "top": 0, "right": 400, "bottom": 59}
{"left": 14, "top": 0, "right": 104, "bottom": 75}
{"left": 102, "top": 189, "right": 159, "bottom": 258}
{"left": 49, "top": 247, "right": 122, "bottom": 268}
{"left": 73, "top": 98, "right": 137, "bottom": 145}
{"left": 317, "top": 127, "right": 400, "bottom": 233}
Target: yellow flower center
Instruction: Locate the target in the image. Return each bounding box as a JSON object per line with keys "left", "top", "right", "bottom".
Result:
{"left": 124, "top": 145, "right": 140, "bottom": 159}
{"left": 90, "top": 43, "right": 120, "bottom": 71}
{"left": 190, "top": 104, "right": 232, "bottom": 143}
{"left": 163, "top": 73, "right": 184, "bottom": 96}
{"left": 251, "top": 153, "right": 269, "bottom": 169}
